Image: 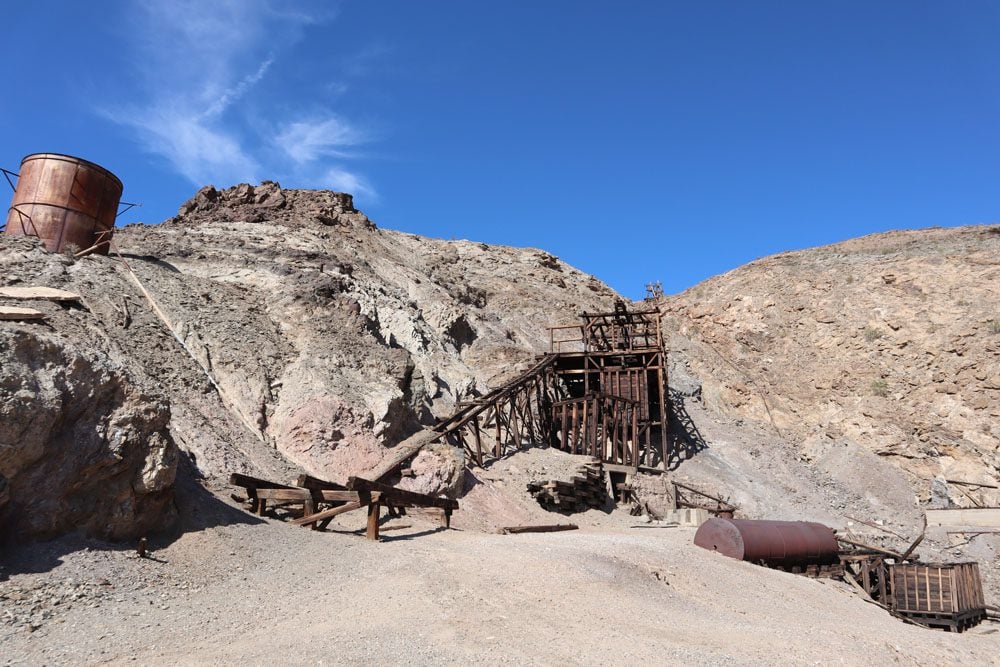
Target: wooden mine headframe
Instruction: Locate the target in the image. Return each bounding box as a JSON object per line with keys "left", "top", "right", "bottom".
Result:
{"left": 547, "top": 303, "right": 669, "bottom": 470}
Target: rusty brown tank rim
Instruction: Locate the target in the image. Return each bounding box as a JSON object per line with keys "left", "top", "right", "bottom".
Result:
{"left": 19, "top": 153, "right": 123, "bottom": 190}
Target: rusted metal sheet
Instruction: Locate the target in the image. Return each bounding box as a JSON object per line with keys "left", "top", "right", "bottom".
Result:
{"left": 5, "top": 153, "right": 122, "bottom": 255}
{"left": 694, "top": 518, "right": 840, "bottom": 567}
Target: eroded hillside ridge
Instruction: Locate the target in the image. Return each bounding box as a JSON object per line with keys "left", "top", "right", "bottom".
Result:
{"left": 661, "top": 225, "right": 1000, "bottom": 507}
{"left": 0, "top": 182, "right": 618, "bottom": 538}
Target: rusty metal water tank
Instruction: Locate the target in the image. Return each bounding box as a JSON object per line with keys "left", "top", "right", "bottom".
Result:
{"left": 5, "top": 153, "right": 123, "bottom": 255}
{"left": 694, "top": 518, "right": 840, "bottom": 568}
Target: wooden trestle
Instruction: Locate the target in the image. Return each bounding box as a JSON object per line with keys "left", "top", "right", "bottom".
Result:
{"left": 374, "top": 304, "right": 671, "bottom": 479}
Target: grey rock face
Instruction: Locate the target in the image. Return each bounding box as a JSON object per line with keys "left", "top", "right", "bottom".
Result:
{"left": 0, "top": 328, "right": 178, "bottom": 540}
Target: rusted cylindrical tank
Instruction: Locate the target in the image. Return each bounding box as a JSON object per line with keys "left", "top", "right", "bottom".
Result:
{"left": 694, "top": 518, "right": 839, "bottom": 568}
{"left": 5, "top": 153, "right": 123, "bottom": 255}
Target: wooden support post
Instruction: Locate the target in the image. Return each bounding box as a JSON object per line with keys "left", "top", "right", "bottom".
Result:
{"left": 509, "top": 396, "right": 521, "bottom": 451}
{"left": 303, "top": 497, "right": 317, "bottom": 530}
{"left": 494, "top": 401, "right": 502, "bottom": 458}
{"left": 657, "top": 356, "right": 668, "bottom": 470}
{"left": 632, "top": 405, "right": 639, "bottom": 471}
{"left": 473, "top": 417, "right": 483, "bottom": 467}
{"left": 523, "top": 381, "right": 538, "bottom": 443}
{"left": 614, "top": 402, "right": 622, "bottom": 465}
{"left": 590, "top": 398, "right": 604, "bottom": 461}
{"left": 571, "top": 402, "right": 580, "bottom": 454}
{"left": 442, "top": 508, "right": 452, "bottom": 529}
{"left": 367, "top": 500, "right": 382, "bottom": 541}
{"left": 560, "top": 402, "right": 568, "bottom": 451}
{"left": 877, "top": 559, "right": 887, "bottom": 602}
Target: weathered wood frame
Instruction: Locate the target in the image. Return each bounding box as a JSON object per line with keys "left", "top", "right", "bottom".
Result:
{"left": 229, "top": 473, "right": 458, "bottom": 541}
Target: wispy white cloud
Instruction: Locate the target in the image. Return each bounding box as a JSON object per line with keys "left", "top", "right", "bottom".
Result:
{"left": 104, "top": 0, "right": 377, "bottom": 200}
{"left": 322, "top": 168, "right": 377, "bottom": 200}
{"left": 117, "top": 105, "right": 261, "bottom": 187}
{"left": 274, "top": 115, "right": 368, "bottom": 163}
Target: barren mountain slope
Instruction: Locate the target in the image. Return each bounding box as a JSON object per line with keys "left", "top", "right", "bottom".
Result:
{"left": 661, "top": 225, "right": 999, "bottom": 507}
{"left": 114, "top": 183, "right": 618, "bottom": 485}
{"left": 0, "top": 182, "right": 618, "bottom": 540}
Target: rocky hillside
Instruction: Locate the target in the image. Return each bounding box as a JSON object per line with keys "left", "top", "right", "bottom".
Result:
{"left": 4, "top": 181, "right": 995, "bottom": 543}
{"left": 0, "top": 182, "right": 617, "bottom": 540}
{"left": 661, "top": 225, "right": 1000, "bottom": 508}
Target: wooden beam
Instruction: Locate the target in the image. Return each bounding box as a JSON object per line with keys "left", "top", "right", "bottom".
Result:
{"left": 253, "top": 488, "right": 361, "bottom": 503}
{"left": 473, "top": 417, "right": 483, "bottom": 467}
{"left": 501, "top": 524, "right": 579, "bottom": 535}
{"left": 0, "top": 286, "right": 81, "bottom": 301}
{"left": 296, "top": 474, "right": 348, "bottom": 491}
{"left": 844, "top": 515, "right": 908, "bottom": 540}
{"left": 366, "top": 430, "right": 443, "bottom": 483}
{"left": 229, "top": 473, "right": 296, "bottom": 490}
{"left": 837, "top": 537, "right": 907, "bottom": 560}
{"left": 347, "top": 477, "right": 459, "bottom": 510}
{"left": 900, "top": 515, "right": 927, "bottom": 561}
{"left": 842, "top": 568, "right": 876, "bottom": 602}
{"left": 291, "top": 500, "right": 365, "bottom": 527}
{"left": 603, "top": 463, "right": 641, "bottom": 475}
{"left": 945, "top": 479, "right": 999, "bottom": 489}
{"left": 0, "top": 306, "right": 45, "bottom": 321}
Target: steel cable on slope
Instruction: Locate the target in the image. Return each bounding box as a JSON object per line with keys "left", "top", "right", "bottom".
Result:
{"left": 107, "top": 238, "right": 268, "bottom": 444}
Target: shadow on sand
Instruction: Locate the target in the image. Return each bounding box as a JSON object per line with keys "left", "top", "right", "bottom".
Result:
{"left": 0, "top": 452, "right": 263, "bottom": 578}
{"left": 665, "top": 388, "right": 709, "bottom": 471}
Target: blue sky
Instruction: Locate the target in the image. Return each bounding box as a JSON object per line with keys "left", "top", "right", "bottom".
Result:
{"left": 3, "top": 2, "right": 998, "bottom": 297}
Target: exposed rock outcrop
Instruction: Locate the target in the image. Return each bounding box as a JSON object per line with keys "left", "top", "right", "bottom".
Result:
{"left": 0, "top": 326, "right": 177, "bottom": 541}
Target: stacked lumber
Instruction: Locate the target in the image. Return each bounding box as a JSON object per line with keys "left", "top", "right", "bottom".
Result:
{"left": 526, "top": 461, "right": 607, "bottom": 513}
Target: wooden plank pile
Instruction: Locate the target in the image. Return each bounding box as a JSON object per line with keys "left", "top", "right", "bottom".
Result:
{"left": 229, "top": 472, "right": 458, "bottom": 541}
{"left": 526, "top": 461, "right": 607, "bottom": 513}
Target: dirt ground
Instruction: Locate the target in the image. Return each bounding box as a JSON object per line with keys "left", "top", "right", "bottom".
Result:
{"left": 3, "top": 488, "right": 999, "bottom": 666}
